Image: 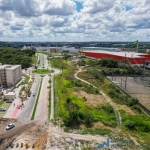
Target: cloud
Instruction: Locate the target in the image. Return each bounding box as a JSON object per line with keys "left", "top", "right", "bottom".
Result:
{"left": 0, "top": 0, "right": 149, "bottom": 41}
{"left": 81, "top": 0, "right": 115, "bottom": 14}
{"left": 10, "top": 26, "right": 23, "bottom": 30}
{"left": 44, "top": 0, "right": 76, "bottom": 16}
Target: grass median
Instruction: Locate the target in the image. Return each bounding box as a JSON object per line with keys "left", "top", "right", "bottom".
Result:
{"left": 31, "top": 78, "right": 43, "bottom": 120}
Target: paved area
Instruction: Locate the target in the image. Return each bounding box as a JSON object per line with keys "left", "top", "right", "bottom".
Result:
{"left": 3, "top": 73, "right": 41, "bottom": 122}
{"left": 34, "top": 75, "right": 49, "bottom": 122}
{"left": 107, "top": 76, "right": 150, "bottom": 110}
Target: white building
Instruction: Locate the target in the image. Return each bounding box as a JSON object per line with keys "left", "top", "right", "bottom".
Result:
{"left": 0, "top": 64, "right": 22, "bottom": 87}
{"left": 58, "top": 46, "right": 79, "bottom": 53}
{"left": 80, "top": 47, "right": 121, "bottom": 52}
{"left": 4, "top": 92, "right": 16, "bottom": 100}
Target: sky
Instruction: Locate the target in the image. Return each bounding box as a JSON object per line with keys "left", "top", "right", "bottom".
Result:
{"left": 0, "top": 0, "right": 149, "bottom": 42}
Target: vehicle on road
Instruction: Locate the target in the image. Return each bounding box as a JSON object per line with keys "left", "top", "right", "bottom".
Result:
{"left": 0, "top": 107, "right": 6, "bottom": 111}
{"left": 6, "top": 123, "right": 15, "bottom": 130}
{"left": 32, "top": 93, "right": 36, "bottom": 96}
{"left": 28, "top": 93, "right": 31, "bottom": 97}
{"left": 47, "top": 86, "right": 51, "bottom": 89}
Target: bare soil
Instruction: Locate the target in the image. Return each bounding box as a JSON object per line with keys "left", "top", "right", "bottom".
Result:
{"left": 73, "top": 91, "right": 107, "bottom": 107}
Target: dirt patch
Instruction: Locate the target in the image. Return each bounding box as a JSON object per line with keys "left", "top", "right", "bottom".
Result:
{"left": 73, "top": 91, "right": 107, "bottom": 107}
{"left": 115, "top": 104, "right": 137, "bottom": 115}
{"left": 93, "top": 121, "right": 113, "bottom": 130}
{"left": 0, "top": 122, "right": 48, "bottom": 150}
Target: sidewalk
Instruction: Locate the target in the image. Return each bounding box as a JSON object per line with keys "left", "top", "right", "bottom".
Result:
{"left": 3, "top": 86, "right": 23, "bottom": 119}
{"left": 3, "top": 69, "right": 35, "bottom": 120}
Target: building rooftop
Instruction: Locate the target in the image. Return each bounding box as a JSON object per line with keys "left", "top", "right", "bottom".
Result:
{"left": 0, "top": 65, "right": 10, "bottom": 70}
{"left": 5, "top": 65, "right": 21, "bottom": 70}
{"left": 80, "top": 50, "right": 149, "bottom": 58}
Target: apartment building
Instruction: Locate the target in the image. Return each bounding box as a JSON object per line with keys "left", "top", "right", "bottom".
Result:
{"left": 0, "top": 64, "right": 21, "bottom": 87}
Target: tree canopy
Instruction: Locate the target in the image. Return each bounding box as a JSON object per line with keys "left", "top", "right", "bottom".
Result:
{"left": 0, "top": 48, "right": 35, "bottom": 68}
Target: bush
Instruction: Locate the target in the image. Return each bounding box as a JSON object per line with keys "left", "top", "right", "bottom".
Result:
{"left": 125, "top": 121, "right": 136, "bottom": 129}
{"left": 100, "top": 58, "right": 119, "bottom": 68}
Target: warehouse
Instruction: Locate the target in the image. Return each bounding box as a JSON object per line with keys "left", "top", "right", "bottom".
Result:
{"left": 79, "top": 47, "right": 150, "bottom": 66}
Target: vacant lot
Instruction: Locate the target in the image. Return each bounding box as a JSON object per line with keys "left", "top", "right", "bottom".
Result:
{"left": 107, "top": 76, "right": 150, "bottom": 110}
{"left": 73, "top": 91, "right": 107, "bottom": 107}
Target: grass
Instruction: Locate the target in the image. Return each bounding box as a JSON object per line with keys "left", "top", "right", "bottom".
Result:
{"left": 19, "top": 86, "right": 25, "bottom": 95}
{"left": 50, "top": 58, "right": 117, "bottom": 131}
{"left": 54, "top": 75, "right": 59, "bottom": 119}
{"left": 25, "top": 76, "right": 30, "bottom": 84}
{"left": 0, "top": 101, "right": 5, "bottom": 107}
{"left": 31, "top": 78, "right": 43, "bottom": 120}
{"left": 48, "top": 89, "right": 51, "bottom": 120}
{"left": 32, "top": 69, "right": 54, "bottom": 74}
{"left": 32, "top": 55, "right": 37, "bottom": 64}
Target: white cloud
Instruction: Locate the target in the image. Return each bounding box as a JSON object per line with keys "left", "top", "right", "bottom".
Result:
{"left": 0, "top": 0, "right": 149, "bottom": 41}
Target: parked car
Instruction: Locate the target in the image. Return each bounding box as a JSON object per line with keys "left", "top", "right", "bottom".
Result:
{"left": 6, "top": 99, "right": 13, "bottom": 103}
{"left": 28, "top": 93, "right": 31, "bottom": 97}
{"left": 47, "top": 86, "right": 51, "bottom": 89}
{"left": 0, "top": 107, "right": 6, "bottom": 111}
{"left": 6, "top": 123, "right": 15, "bottom": 130}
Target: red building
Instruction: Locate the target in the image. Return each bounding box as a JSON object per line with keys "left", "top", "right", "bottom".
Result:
{"left": 79, "top": 49, "right": 150, "bottom": 66}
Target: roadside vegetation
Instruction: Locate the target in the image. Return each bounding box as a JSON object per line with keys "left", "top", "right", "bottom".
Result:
{"left": 50, "top": 58, "right": 117, "bottom": 135}
{"left": 25, "top": 76, "right": 30, "bottom": 84}
{"left": 77, "top": 57, "right": 150, "bottom": 145}
{"left": 31, "top": 78, "right": 43, "bottom": 120}
{"left": 32, "top": 69, "right": 54, "bottom": 74}
{"left": 50, "top": 56, "right": 150, "bottom": 145}
{"left": 0, "top": 48, "right": 35, "bottom": 68}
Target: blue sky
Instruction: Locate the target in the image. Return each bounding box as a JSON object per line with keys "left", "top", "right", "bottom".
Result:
{"left": 0, "top": 0, "right": 149, "bottom": 41}
{"left": 75, "top": 1, "right": 83, "bottom": 12}
{"left": 126, "top": 6, "right": 133, "bottom": 11}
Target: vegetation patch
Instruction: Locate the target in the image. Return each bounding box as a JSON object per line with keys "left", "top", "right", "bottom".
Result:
{"left": 51, "top": 58, "right": 117, "bottom": 134}
{"left": 25, "top": 76, "right": 30, "bottom": 84}
{"left": 32, "top": 69, "right": 54, "bottom": 74}
{"left": 0, "top": 101, "right": 5, "bottom": 107}
{"left": 0, "top": 48, "right": 35, "bottom": 68}
{"left": 31, "top": 55, "right": 37, "bottom": 65}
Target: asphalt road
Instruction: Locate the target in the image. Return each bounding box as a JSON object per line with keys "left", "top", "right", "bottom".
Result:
{"left": 37, "top": 53, "right": 48, "bottom": 68}
{"left": 34, "top": 75, "right": 49, "bottom": 123}
{"left": 17, "top": 75, "right": 41, "bottom": 122}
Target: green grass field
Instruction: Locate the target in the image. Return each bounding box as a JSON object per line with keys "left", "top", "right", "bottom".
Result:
{"left": 32, "top": 69, "right": 54, "bottom": 74}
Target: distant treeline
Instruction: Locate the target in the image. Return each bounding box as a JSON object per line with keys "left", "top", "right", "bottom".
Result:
{"left": 0, "top": 48, "right": 35, "bottom": 68}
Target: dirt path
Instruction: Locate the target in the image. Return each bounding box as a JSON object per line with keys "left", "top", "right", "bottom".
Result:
{"left": 74, "top": 67, "right": 122, "bottom": 134}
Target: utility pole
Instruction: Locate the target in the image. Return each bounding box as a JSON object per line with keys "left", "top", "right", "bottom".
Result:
{"left": 136, "top": 42, "right": 139, "bottom": 53}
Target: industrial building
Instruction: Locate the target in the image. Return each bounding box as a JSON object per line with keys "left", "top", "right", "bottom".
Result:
{"left": 50, "top": 46, "right": 78, "bottom": 53}
{"left": 79, "top": 47, "right": 150, "bottom": 67}
{"left": 0, "top": 64, "right": 22, "bottom": 87}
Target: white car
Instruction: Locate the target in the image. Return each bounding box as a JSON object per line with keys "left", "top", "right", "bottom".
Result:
{"left": 32, "top": 93, "right": 36, "bottom": 96}
{"left": 0, "top": 107, "right": 6, "bottom": 111}
{"left": 6, "top": 123, "right": 15, "bottom": 130}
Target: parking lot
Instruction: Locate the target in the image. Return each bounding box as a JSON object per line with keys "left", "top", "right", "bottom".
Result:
{"left": 107, "top": 76, "right": 150, "bottom": 110}
{"left": 0, "top": 101, "right": 11, "bottom": 118}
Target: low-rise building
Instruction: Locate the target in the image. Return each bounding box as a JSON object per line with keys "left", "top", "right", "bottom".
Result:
{"left": 4, "top": 92, "right": 16, "bottom": 100}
